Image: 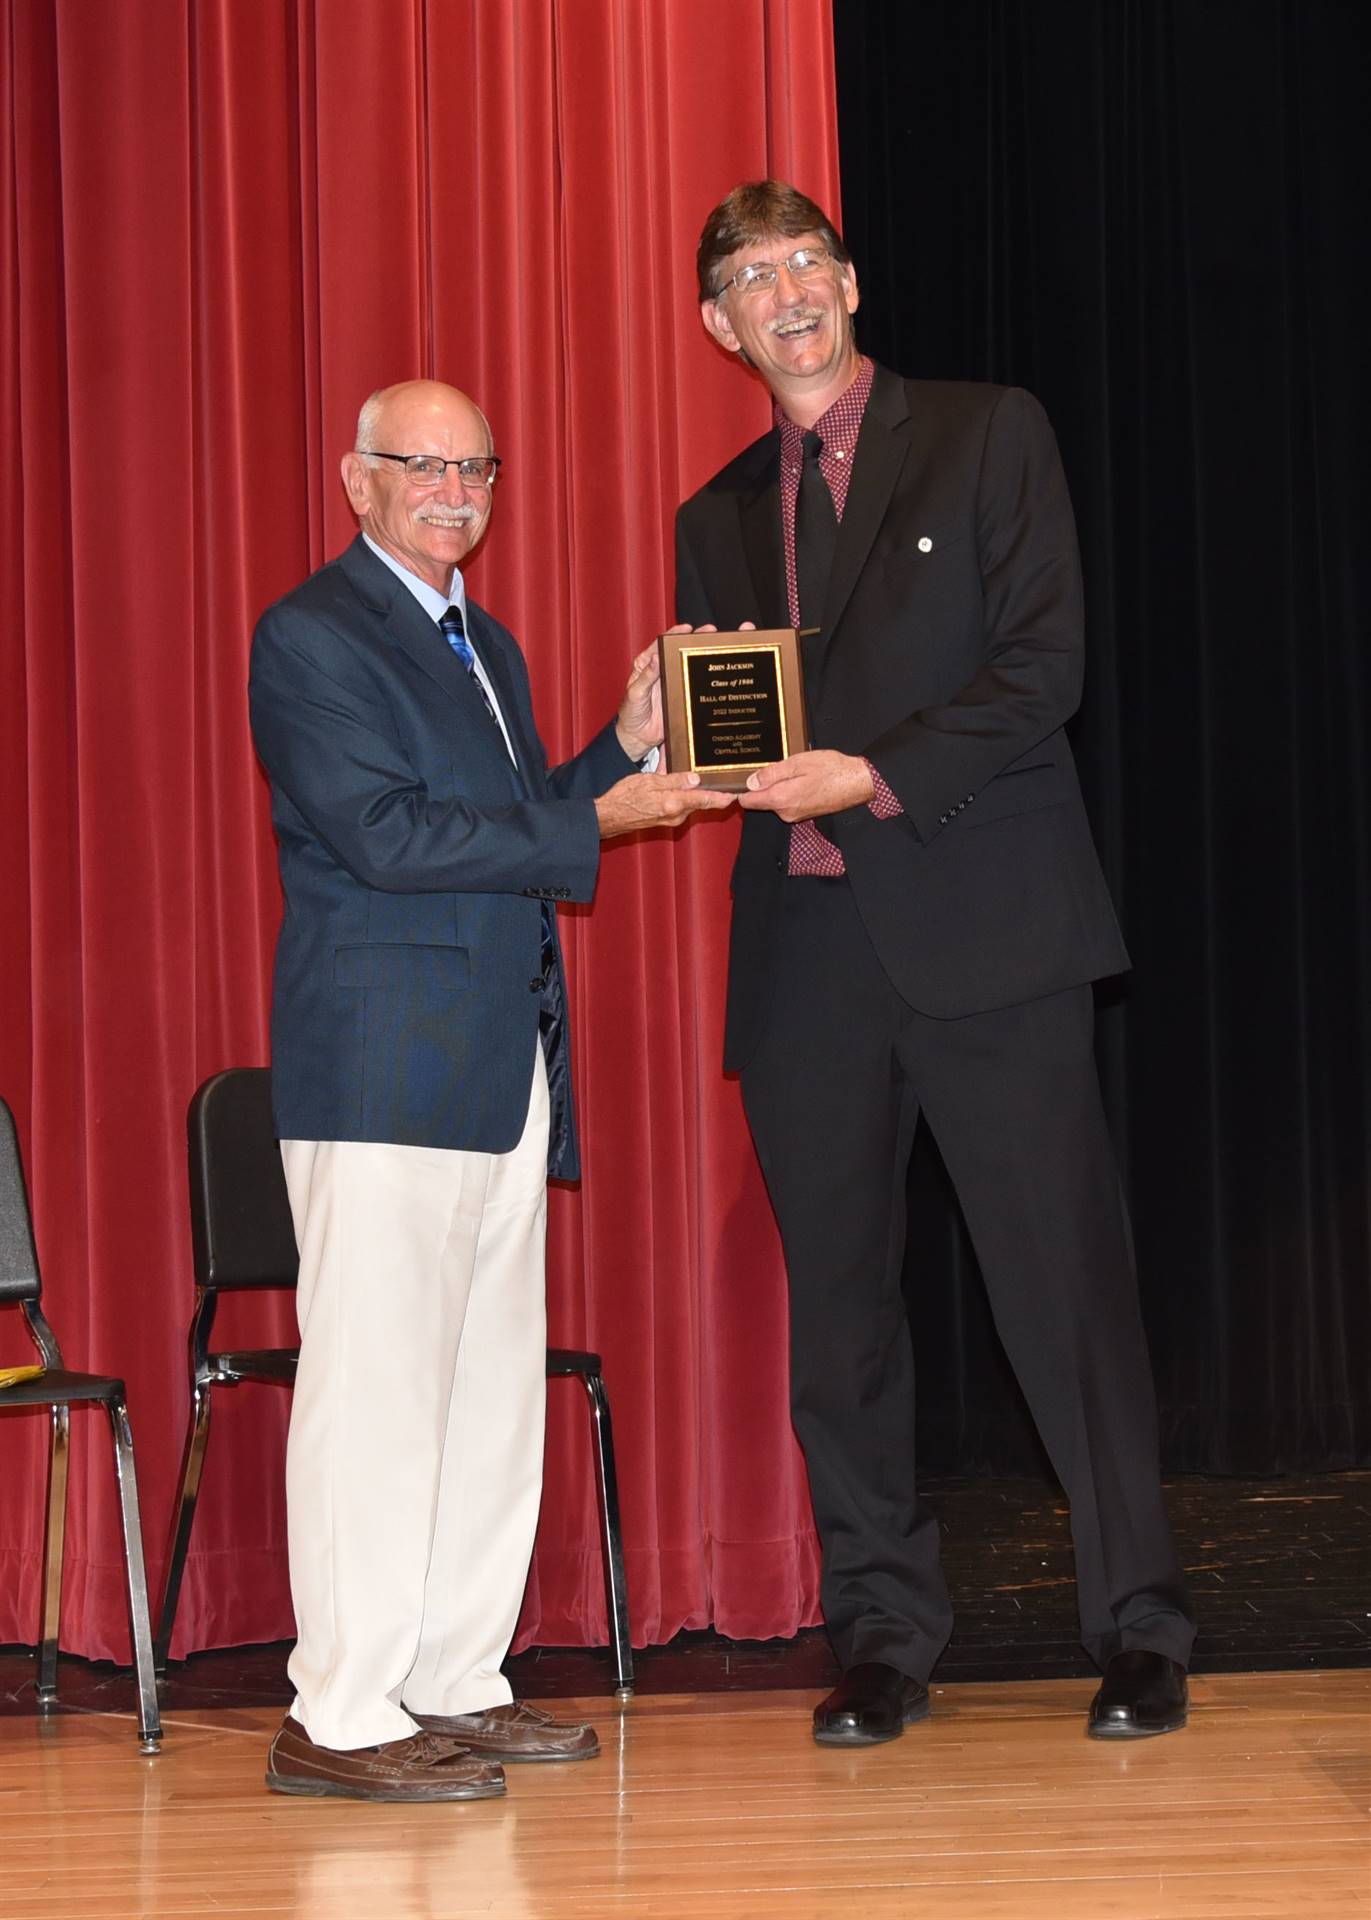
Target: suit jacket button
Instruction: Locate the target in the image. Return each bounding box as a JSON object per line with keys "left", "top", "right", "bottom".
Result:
{"left": 528, "top": 978, "right": 543, "bottom": 992}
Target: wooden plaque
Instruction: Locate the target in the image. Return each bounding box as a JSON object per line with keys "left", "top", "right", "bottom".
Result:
{"left": 656, "top": 629, "right": 810, "bottom": 791}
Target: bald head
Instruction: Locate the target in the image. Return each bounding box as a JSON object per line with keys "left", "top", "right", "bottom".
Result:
{"left": 355, "top": 380, "right": 493, "bottom": 460}
{"left": 342, "top": 380, "right": 498, "bottom": 592}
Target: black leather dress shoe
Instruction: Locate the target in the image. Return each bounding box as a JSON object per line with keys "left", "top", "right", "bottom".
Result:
{"left": 813, "top": 1661, "right": 931, "bottom": 1746}
{"left": 1087, "top": 1650, "right": 1188, "bottom": 1738}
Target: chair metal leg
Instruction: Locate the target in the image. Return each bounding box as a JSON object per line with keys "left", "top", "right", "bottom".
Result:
{"left": 579, "top": 1371, "right": 634, "bottom": 1696}
{"left": 36, "top": 1404, "right": 70, "bottom": 1708}
{"left": 153, "top": 1381, "right": 213, "bottom": 1675}
{"left": 106, "top": 1396, "right": 163, "bottom": 1752}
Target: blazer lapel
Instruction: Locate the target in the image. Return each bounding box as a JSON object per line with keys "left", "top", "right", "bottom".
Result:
{"left": 465, "top": 605, "right": 538, "bottom": 795}
{"left": 338, "top": 537, "right": 523, "bottom": 787}
{"left": 816, "top": 366, "right": 913, "bottom": 674}
{"left": 735, "top": 435, "right": 788, "bottom": 626}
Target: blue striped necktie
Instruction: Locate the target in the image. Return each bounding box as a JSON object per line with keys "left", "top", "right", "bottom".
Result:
{"left": 440, "top": 602, "right": 501, "bottom": 732}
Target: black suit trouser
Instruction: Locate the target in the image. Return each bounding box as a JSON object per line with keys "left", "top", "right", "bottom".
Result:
{"left": 739, "top": 875, "right": 1195, "bottom": 1680}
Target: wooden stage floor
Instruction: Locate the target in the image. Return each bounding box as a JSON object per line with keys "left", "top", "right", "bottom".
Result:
{"left": 3, "top": 1671, "right": 1367, "bottom": 1919}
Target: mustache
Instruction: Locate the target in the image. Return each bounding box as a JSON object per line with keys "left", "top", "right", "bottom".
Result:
{"left": 415, "top": 504, "right": 481, "bottom": 524}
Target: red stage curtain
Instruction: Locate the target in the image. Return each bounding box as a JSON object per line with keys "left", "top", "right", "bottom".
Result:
{"left": 0, "top": 0, "right": 840, "bottom": 1660}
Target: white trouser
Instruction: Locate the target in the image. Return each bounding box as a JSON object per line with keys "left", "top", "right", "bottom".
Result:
{"left": 279, "top": 1048, "right": 549, "bottom": 1751}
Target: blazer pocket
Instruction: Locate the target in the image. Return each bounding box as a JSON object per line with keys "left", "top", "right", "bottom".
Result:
{"left": 333, "top": 943, "right": 471, "bottom": 991}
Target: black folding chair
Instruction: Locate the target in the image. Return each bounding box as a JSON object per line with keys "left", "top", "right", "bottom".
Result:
{"left": 0, "top": 1097, "right": 162, "bottom": 1752}
{"left": 154, "top": 1067, "right": 634, "bottom": 1694}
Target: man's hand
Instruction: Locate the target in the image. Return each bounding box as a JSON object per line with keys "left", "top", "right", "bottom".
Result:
{"left": 616, "top": 620, "right": 760, "bottom": 760}
{"left": 595, "top": 770, "right": 734, "bottom": 839}
{"left": 615, "top": 643, "right": 666, "bottom": 760}
{"left": 738, "top": 750, "right": 874, "bottom": 822}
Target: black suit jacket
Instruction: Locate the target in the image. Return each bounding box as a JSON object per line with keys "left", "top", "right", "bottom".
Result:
{"left": 249, "top": 536, "right": 634, "bottom": 1173}
{"left": 675, "top": 366, "right": 1129, "bottom": 1066}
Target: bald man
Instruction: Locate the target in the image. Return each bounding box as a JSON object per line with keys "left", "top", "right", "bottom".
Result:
{"left": 249, "top": 381, "right": 727, "bottom": 1802}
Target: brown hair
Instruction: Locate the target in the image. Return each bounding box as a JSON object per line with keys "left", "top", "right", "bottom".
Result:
{"left": 696, "top": 180, "right": 850, "bottom": 302}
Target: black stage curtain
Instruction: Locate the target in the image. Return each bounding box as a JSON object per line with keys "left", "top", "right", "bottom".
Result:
{"left": 833, "top": 0, "right": 1371, "bottom": 1473}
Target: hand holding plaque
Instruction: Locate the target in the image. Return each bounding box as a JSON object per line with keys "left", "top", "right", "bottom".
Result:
{"left": 656, "top": 629, "right": 811, "bottom": 791}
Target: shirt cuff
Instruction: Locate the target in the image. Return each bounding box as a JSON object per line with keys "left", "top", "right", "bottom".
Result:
{"left": 864, "top": 760, "right": 903, "bottom": 819}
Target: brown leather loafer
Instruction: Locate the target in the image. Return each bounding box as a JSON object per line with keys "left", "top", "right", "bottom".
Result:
{"left": 408, "top": 1700, "right": 600, "bottom": 1762}
{"left": 265, "top": 1715, "right": 506, "bottom": 1801}
{"left": 1087, "top": 1650, "right": 1189, "bottom": 1739}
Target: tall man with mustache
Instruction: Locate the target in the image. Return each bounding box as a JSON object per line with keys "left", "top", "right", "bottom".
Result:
{"left": 675, "top": 183, "right": 1194, "bottom": 1745}
{"left": 250, "top": 379, "right": 729, "bottom": 1801}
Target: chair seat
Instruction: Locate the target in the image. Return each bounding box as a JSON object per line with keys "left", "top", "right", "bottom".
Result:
{"left": 211, "top": 1348, "right": 298, "bottom": 1386}
{"left": 546, "top": 1348, "right": 602, "bottom": 1376}
{"left": 0, "top": 1367, "right": 125, "bottom": 1408}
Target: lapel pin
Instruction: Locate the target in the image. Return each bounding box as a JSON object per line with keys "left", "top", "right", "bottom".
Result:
{"left": 918, "top": 536, "right": 933, "bottom": 553}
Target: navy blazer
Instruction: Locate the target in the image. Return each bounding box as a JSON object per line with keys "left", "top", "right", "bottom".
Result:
{"left": 676, "top": 368, "right": 1130, "bottom": 1064}
{"left": 249, "top": 536, "right": 634, "bottom": 1174}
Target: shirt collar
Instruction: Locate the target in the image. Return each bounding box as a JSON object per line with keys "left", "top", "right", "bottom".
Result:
{"left": 776, "top": 355, "right": 875, "bottom": 464}
{"left": 362, "top": 531, "right": 466, "bottom": 626}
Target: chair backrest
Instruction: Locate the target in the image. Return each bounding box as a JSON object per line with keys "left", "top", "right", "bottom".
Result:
{"left": 188, "top": 1069, "right": 300, "bottom": 1293}
{"left": 0, "top": 1096, "right": 42, "bottom": 1306}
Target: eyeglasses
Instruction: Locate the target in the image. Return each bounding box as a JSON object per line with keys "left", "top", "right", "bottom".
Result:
{"left": 365, "top": 451, "right": 503, "bottom": 488}
{"left": 715, "top": 245, "right": 835, "bottom": 300}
